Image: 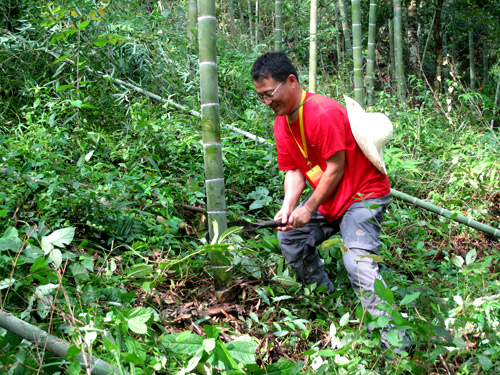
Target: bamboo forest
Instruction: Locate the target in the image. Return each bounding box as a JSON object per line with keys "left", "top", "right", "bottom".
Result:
{"left": 1, "top": 0, "right": 500, "bottom": 374}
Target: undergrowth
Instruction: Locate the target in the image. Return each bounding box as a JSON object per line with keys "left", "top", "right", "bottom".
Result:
{"left": 1, "top": 1, "right": 499, "bottom": 374}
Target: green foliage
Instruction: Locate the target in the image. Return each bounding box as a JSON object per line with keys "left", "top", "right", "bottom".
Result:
{"left": 0, "top": 0, "right": 499, "bottom": 374}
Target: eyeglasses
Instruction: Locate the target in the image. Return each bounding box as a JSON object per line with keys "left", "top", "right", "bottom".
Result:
{"left": 256, "top": 81, "right": 284, "bottom": 101}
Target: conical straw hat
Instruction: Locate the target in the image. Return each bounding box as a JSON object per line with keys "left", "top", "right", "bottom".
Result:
{"left": 343, "top": 95, "right": 393, "bottom": 175}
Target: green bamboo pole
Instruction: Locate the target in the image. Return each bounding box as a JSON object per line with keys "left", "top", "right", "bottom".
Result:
{"left": 198, "top": 0, "right": 232, "bottom": 293}
{"left": 275, "top": 0, "right": 283, "bottom": 51}
{"left": 390, "top": 189, "right": 500, "bottom": 238}
{"left": 309, "top": 0, "right": 318, "bottom": 92}
{"left": 255, "top": 0, "right": 260, "bottom": 44}
{"left": 333, "top": 1, "right": 345, "bottom": 86}
{"left": 247, "top": 0, "right": 254, "bottom": 44}
{"left": 393, "top": 0, "right": 406, "bottom": 97}
{"left": 0, "top": 310, "right": 122, "bottom": 375}
{"left": 338, "top": 0, "right": 352, "bottom": 59}
{"left": 469, "top": 29, "right": 476, "bottom": 91}
{"left": 389, "top": 18, "right": 396, "bottom": 84}
{"left": 492, "top": 74, "right": 500, "bottom": 129}
{"left": 365, "top": 0, "right": 376, "bottom": 106}
{"left": 187, "top": 0, "right": 197, "bottom": 42}
{"left": 351, "top": 0, "right": 364, "bottom": 106}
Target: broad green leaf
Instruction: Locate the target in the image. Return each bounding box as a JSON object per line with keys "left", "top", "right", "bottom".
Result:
{"left": 318, "top": 349, "right": 336, "bottom": 357}
{"left": 127, "top": 307, "right": 152, "bottom": 334}
{"left": 383, "top": 287, "right": 394, "bottom": 306}
{"left": 77, "top": 20, "right": 90, "bottom": 29}
{"left": 85, "top": 150, "right": 94, "bottom": 162}
{"left": 249, "top": 200, "right": 264, "bottom": 210}
{"left": 385, "top": 330, "right": 402, "bottom": 347}
{"left": 169, "top": 332, "right": 204, "bottom": 355}
{"left": 71, "top": 100, "right": 82, "bottom": 108}
{"left": 357, "top": 254, "right": 384, "bottom": 263}
{"left": 30, "top": 257, "right": 50, "bottom": 274}
{"left": 45, "top": 227, "right": 75, "bottom": 247}
{"left": 400, "top": 291, "right": 421, "bottom": 306}
{"left": 35, "top": 284, "right": 58, "bottom": 299}
{"left": 478, "top": 355, "right": 493, "bottom": 370}
{"left": 93, "top": 38, "right": 108, "bottom": 47}
{"left": 203, "top": 338, "right": 216, "bottom": 352}
{"left": 0, "top": 227, "right": 21, "bottom": 251}
{"left": 126, "top": 264, "right": 153, "bottom": 278}
{"left": 272, "top": 275, "right": 300, "bottom": 287}
{"left": 339, "top": 312, "right": 349, "bottom": 327}
{"left": 226, "top": 336, "right": 257, "bottom": 365}
{"left": 49, "top": 248, "right": 63, "bottom": 267}
{"left": 465, "top": 249, "right": 477, "bottom": 265}
{"left": 451, "top": 256, "right": 464, "bottom": 268}
{"left": 374, "top": 279, "right": 386, "bottom": 301}
{"left": 255, "top": 358, "right": 298, "bottom": 375}
{"left": 377, "top": 315, "right": 390, "bottom": 328}
{"left": 41, "top": 236, "right": 53, "bottom": 254}
{"left": 0, "top": 278, "right": 15, "bottom": 290}
{"left": 178, "top": 348, "right": 204, "bottom": 375}
{"left": 69, "top": 263, "right": 89, "bottom": 284}
{"left": 453, "top": 336, "right": 467, "bottom": 349}
{"left": 0, "top": 209, "right": 7, "bottom": 218}
{"left": 204, "top": 325, "right": 221, "bottom": 339}
{"left": 66, "top": 346, "right": 81, "bottom": 361}
{"left": 68, "top": 360, "right": 82, "bottom": 375}
{"left": 211, "top": 340, "right": 241, "bottom": 372}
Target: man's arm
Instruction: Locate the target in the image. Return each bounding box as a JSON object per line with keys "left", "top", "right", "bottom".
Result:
{"left": 288, "top": 150, "right": 345, "bottom": 228}
{"left": 274, "top": 169, "right": 306, "bottom": 230}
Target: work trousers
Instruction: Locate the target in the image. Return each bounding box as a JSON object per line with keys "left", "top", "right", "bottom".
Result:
{"left": 277, "top": 194, "right": 391, "bottom": 317}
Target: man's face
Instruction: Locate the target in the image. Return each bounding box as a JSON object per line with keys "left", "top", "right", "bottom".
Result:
{"left": 253, "top": 77, "right": 291, "bottom": 117}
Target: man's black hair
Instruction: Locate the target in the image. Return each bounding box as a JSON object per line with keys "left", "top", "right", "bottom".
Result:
{"left": 251, "top": 52, "right": 299, "bottom": 83}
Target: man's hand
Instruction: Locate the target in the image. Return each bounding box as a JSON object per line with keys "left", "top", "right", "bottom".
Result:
{"left": 274, "top": 208, "right": 294, "bottom": 231}
{"left": 288, "top": 206, "right": 313, "bottom": 229}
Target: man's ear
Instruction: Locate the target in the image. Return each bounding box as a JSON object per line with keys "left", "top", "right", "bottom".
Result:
{"left": 287, "top": 74, "right": 299, "bottom": 87}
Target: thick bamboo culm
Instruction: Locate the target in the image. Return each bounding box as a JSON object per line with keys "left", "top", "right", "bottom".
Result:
{"left": 0, "top": 310, "right": 122, "bottom": 375}
{"left": 391, "top": 188, "right": 500, "bottom": 238}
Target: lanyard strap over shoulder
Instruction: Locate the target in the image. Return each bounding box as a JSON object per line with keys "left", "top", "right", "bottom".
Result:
{"left": 286, "top": 90, "right": 315, "bottom": 168}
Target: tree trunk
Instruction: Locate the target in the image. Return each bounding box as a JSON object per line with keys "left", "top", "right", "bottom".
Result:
{"left": 469, "top": 29, "right": 476, "bottom": 91}
{"left": 333, "top": 1, "right": 345, "bottom": 86}
{"left": 407, "top": 0, "right": 419, "bottom": 77}
{"left": 482, "top": 40, "right": 488, "bottom": 86}
{"left": 255, "top": 0, "right": 260, "bottom": 44}
{"left": 432, "top": 0, "right": 444, "bottom": 92}
{"left": 393, "top": 0, "right": 406, "bottom": 97}
{"left": 187, "top": 0, "right": 197, "bottom": 42}
{"left": 198, "top": 0, "right": 232, "bottom": 294}
{"left": 247, "top": 0, "right": 254, "bottom": 44}
{"left": 389, "top": 18, "right": 396, "bottom": 88}
{"left": 275, "top": 0, "right": 283, "bottom": 51}
{"left": 228, "top": 0, "right": 237, "bottom": 34}
{"left": 351, "top": 0, "right": 364, "bottom": 105}
{"left": 366, "top": 0, "right": 376, "bottom": 106}
{"left": 309, "top": 0, "right": 318, "bottom": 92}
{"left": 338, "top": 0, "right": 353, "bottom": 59}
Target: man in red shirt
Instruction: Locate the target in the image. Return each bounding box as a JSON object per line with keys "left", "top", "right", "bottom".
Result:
{"left": 251, "top": 52, "right": 406, "bottom": 352}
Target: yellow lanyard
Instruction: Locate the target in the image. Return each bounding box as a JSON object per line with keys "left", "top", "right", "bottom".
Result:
{"left": 287, "top": 90, "right": 312, "bottom": 168}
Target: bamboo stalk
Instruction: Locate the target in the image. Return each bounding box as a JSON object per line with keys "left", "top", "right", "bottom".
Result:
{"left": 0, "top": 310, "right": 122, "bottom": 375}
{"left": 390, "top": 189, "right": 500, "bottom": 238}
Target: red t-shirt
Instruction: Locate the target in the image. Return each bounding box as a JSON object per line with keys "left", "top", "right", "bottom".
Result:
{"left": 274, "top": 92, "right": 390, "bottom": 221}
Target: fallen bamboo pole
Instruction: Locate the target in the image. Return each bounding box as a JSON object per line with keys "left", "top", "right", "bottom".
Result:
{"left": 391, "top": 188, "right": 500, "bottom": 238}
{"left": 0, "top": 310, "right": 123, "bottom": 375}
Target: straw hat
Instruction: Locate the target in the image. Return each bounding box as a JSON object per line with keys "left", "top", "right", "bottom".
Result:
{"left": 343, "top": 95, "right": 393, "bottom": 175}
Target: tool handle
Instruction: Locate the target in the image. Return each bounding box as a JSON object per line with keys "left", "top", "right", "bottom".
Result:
{"left": 254, "top": 220, "right": 283, "bottom": 228}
